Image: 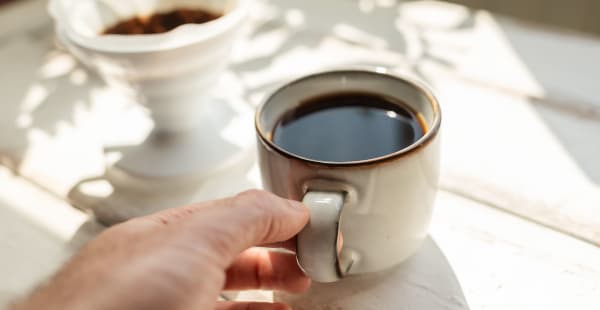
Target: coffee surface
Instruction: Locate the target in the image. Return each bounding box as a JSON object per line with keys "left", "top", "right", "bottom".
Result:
{"left": 272, "top": 92, "right": 425, "bottom": 162}
{"left": 103, "top": 8, "right": 221, "bottom": 35}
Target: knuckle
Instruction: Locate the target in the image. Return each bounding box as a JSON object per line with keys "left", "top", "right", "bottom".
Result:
{"left": 200, "top": 224, "right": 239, "bottom": 265}
{"left": 207, "top": 232, "right": 233, "bottom": 257}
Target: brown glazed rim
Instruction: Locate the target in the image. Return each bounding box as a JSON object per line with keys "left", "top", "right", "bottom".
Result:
{"left": 255, "top": 68, "right": 442, "bottom": 167}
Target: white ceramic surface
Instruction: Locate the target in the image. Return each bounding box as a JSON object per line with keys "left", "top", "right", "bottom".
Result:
{"left": 256, "top": 70, "right": 442, "bottom": 281}
{"left": 49, "top": 0, "right": 250, "bottom": 178}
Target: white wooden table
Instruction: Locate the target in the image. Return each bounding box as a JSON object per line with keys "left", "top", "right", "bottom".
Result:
{"left": 1, "top": 0, "right": 600, "bottom": 309}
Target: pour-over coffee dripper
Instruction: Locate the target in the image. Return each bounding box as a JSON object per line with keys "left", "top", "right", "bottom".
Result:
{"left": 49, "top": 0, "right": 250, "bottom": 180}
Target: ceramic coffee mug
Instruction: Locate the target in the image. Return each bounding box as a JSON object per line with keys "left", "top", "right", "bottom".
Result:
{"left": 256, "top": 69, "right": 441, "bottom": 283}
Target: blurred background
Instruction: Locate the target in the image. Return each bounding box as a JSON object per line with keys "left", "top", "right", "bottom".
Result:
{"left": 4, "top": 0, "right": 600, "bottom": 35}
{"left": 449, "top": 0, "right": 600, "bottom": 35}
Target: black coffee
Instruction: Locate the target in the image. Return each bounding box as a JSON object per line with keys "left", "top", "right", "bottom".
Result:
{"left": 272, "top": 92, "right": 425, "bottom": 162}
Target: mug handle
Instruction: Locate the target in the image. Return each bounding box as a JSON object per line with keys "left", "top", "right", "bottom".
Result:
{"left": 297, "top": 191, "right": 345, "bottom": 283}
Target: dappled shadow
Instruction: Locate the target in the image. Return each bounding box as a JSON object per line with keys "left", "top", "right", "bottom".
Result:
{"left": 58, "top": 0, "right": 474, "bottom": 226}
{"left": 0, "top": 35, "right": 103, "bottom": 172}
{"left": 492, "top": 17, "right": 600, "bottom": 185}
{"left": 1, "top": 0, "right": 476, "bottom": 219}
{"left": 230, "top": 0, "right": 469, "bottom": 99}
{"left": 531, "top": 102, "right": 600, "bottom": 185}
{"left": 225, "top": 0, "right": 487, "bottom": 117}
{"left": 409, "top": 2, "right": 600, "bottom": 245}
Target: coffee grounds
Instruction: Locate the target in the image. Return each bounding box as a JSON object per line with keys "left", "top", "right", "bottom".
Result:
{"left": 103, "top": 8, "right": 221, "bottom": 35}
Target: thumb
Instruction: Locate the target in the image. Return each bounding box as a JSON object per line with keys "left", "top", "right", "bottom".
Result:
{"left": 146, "top": 190, "right": 309, "bottom": 267}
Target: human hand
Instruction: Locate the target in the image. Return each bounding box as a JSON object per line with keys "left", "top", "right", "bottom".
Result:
{"left": 11, "top": 190, "right": 310, "bottom": 310}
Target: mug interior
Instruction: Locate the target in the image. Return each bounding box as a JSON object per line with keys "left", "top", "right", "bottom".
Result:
{"left": 256, "top": 69, "right": 441, "bottom": 165}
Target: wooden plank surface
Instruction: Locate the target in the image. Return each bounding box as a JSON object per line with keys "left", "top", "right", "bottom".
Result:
{"left": 0, "top": 167, "right": 103, "bottom": 308}
{"left": 396, "top": 2, "right": 600, "bottom": 110}
{"left": 0, "top": 0, "right": 599, "bottom": 242}
{"left": 233, "top": 0, "right": 600, "bottom": 247}
{"left": 431, "top": 191, "right": 600, "bottom": 310}
{"left": 448, "top": 0, "right": 599, "bottom": 35}
{"left": 235, "top": 0, "right": 600, "bottom": 245}
{"left": 428, "top": 73, "right": 600, "bottom": 246}
{"left": 3, "top": 164, "right": 597, "bottom": 310}
{"left": 0, "top": 1, "right": 600, "bottom": 308}
{"left": 226, "top": 191, "right": 600, "bottom": 309}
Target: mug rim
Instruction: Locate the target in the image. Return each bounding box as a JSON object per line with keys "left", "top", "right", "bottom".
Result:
{"left": 255, "top": 68, "right": 442, "bottom": 167}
